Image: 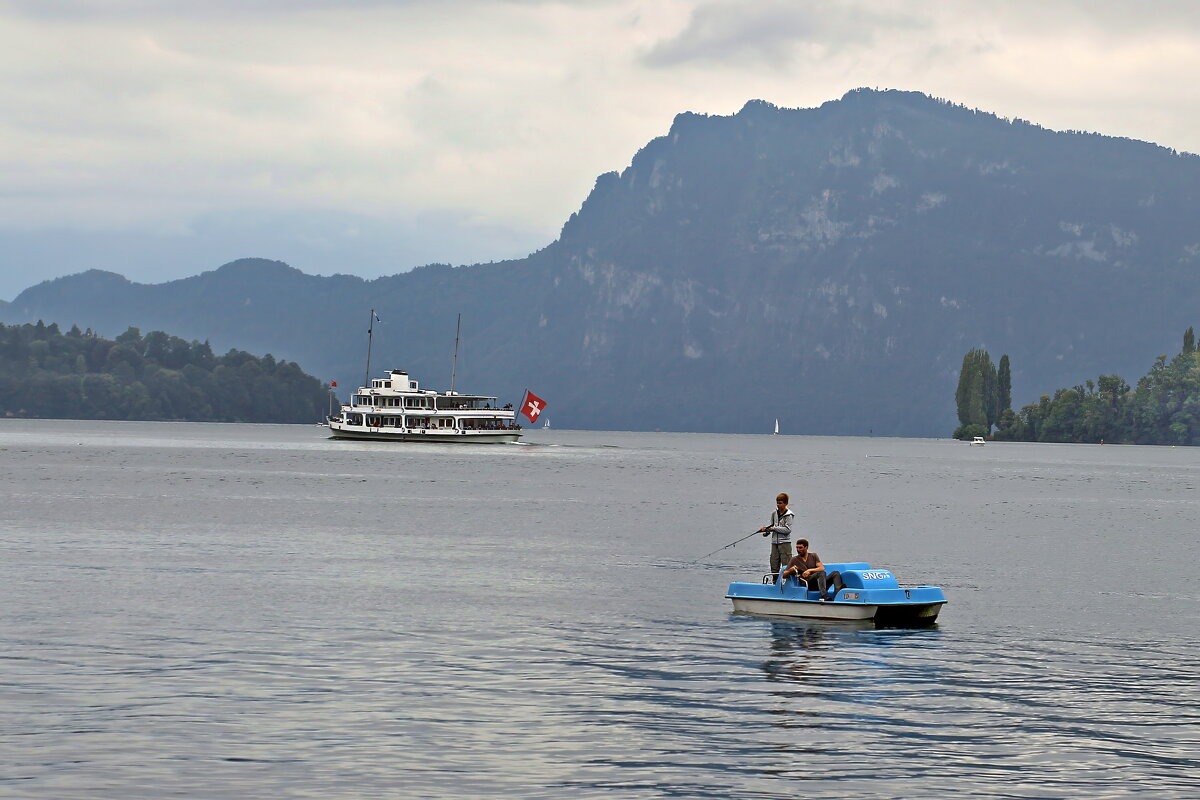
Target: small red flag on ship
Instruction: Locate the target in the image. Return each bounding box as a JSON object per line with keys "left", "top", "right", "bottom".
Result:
{"left": 520, "top": 390, "right": 547, "bottom": 424}
{"left": 331, "top": 380, "right": 338, "bottom": 387}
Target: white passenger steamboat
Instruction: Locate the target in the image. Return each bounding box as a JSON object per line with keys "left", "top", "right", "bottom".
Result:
{"left": 328, "top": 369, "right": 522, "bottom": 443}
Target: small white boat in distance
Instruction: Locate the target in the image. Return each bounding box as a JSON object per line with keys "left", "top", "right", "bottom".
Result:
{"left": 970, "top": 436, "right": 986, "bottom": 446}
{"left": 773, "top": 419, "right": 779, "bottom": 435}
{"left": 544, "top": 419, "right": 550, "bottom": 429}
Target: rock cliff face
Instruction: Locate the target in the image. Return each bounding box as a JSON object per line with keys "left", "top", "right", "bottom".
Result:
{"left": 7, "top": 89, "right": 1200, "bottom": 435}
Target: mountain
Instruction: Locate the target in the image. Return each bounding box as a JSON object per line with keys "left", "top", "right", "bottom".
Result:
{"left": 5, "top": 88, "right": 1200, "bottom": 436}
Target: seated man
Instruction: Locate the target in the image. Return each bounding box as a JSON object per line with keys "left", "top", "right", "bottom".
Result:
{"left": 780, "top": 539, "right": 845, "bottom": 600}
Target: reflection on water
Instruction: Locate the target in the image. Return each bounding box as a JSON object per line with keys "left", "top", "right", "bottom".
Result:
{"left": 762, "top": 620, "right": 829, "bottom": 685}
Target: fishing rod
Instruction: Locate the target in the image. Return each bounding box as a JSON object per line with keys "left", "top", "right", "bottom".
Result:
{"left": 690, "top": 530, "right": 762, "bottom": 564}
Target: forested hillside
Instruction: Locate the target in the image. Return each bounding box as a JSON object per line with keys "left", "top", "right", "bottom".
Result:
{"left": 0, "top": 321, "right": 329, "bottom": 423}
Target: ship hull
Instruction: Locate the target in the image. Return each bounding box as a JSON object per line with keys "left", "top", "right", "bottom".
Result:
{"left": 328, "top": 422, "right": 520, "bottom": 443}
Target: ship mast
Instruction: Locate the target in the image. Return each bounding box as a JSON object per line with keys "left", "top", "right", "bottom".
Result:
{"left": 364, "top": 308, "right": 378, "bottom": 390}
{"left": 449, "top": 313, "right": 461, "bottom": 394}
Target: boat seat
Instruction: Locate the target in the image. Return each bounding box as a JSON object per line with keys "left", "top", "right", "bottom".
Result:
{"left": 825, "top": 561, "right": 871, "bottom": 572}
{"left": 820, "top": 562, "right": 871, "bottom": 592}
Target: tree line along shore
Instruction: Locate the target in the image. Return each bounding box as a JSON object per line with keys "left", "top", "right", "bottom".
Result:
{"left": 955, "top": 327, "right": 1200, "bottom": 446}
{"left": 0, "top": 321, "right": 329, "bottom": 423}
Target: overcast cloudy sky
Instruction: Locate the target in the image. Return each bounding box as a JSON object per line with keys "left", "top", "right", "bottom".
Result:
{"left": 2, "top": 0, "right": 1198, "bottom": 299}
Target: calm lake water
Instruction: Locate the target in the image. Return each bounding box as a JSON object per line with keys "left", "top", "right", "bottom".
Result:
{"left": 1, "top": 420, "right": 1197, "bottom": 799}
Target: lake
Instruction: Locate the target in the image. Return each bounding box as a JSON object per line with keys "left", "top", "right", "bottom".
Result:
{"left": 1, "top": 420, "right": 1197, "bottom": 798}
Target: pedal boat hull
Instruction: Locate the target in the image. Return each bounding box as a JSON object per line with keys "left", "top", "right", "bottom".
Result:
{"left": 726, "top": 562, "right": 946, "bottom": 626}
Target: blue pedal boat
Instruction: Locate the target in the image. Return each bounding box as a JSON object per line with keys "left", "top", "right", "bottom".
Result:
{"left": 726, "top": 562, "right": 946, "bottom": 625}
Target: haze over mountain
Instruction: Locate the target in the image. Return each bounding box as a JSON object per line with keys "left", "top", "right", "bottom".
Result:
{"left": 5, "top": 89, "right": 1199, "bottom": 436}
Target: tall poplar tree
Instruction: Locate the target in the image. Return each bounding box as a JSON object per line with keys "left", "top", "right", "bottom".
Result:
{"left": 955, "top": 350, "right": 978, "bottom": 426}
{"left": 955, "top": 348, "right": 997, "bottom": 430}
{"left": 981, "top": 353, "right": 998, "bottom": 429}
{"left": 997, "top": 354, "right": 1012, "bottom": 413}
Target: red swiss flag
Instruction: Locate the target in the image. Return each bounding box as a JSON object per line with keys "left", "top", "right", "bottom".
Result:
{"left": 331, "top": 380, "right": 338, "bottom": 387}
{"left": 521, "top": 390, "right": 547, "bottom": 424}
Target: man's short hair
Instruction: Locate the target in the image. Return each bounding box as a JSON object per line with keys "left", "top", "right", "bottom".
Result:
{"left": 797, "top": 538, "right": 809, "bottom": 546}
{"left": 776, "top": 492, "right": 789, "bottom": 503}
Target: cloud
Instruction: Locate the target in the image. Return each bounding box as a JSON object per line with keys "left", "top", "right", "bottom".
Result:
{"left": 643, "top": 0, "right": 925, "bottom": 68}
{"left": 1, "top": 0, "right": 1200, "bottom": 300}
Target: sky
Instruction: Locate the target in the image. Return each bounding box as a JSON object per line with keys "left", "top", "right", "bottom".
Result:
{"left": 2, "top": 0, "right": 1199, "bottom": 300}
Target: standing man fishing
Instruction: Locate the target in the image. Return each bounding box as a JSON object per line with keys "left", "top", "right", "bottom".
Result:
{"left": 758, "top": 492, "right": 794, "bottom": 581}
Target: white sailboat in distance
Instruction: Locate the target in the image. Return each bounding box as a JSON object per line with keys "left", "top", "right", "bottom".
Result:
{"left": 773, "top": 419, "right": 779, "bottom": 435}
